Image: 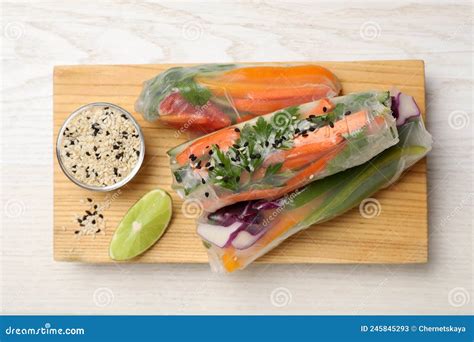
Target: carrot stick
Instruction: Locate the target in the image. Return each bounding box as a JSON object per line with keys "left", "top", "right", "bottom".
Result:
{"left": 176, "top": 127, "right": 239, "bottom": 165}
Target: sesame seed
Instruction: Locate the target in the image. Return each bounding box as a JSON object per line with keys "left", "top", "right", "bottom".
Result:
{"left": 323, "top": 107, "right": 327, "bottom": 112}
{"left": 59, "top": 105, "right": 141, "bottom": 187}
{"left": 205, "top": 192, "right": 210, "bottom": 198}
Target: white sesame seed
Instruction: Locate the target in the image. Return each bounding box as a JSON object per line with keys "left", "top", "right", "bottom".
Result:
{"left": 59, "top": 105, "right": 141, "bottom": 187}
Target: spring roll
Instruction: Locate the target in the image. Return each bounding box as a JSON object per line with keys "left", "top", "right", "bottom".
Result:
{"left": 135, "top": 64, "right": 341, "bottom": 134}
{"left": 197, "top": 91, "right": 432, "bottom": 272}
{"left": 168, "top": 91, "right": 399, "bottom": 212}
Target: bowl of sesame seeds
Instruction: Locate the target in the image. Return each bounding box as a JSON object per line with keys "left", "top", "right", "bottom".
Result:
{"left": 56, "top": 102, "right": 145, "bottom": 192}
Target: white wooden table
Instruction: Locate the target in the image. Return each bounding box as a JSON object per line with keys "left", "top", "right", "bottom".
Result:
{"left": 1, "top": 0, "right": 472, "bottom": 314}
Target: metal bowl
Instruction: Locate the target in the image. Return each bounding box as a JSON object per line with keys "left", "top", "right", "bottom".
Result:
{"left": 56, "top": 102, "right": 145, "bottom": 192}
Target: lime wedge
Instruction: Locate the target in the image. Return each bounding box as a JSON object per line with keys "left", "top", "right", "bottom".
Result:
{"left": 109, "top": 189, "right": 172, "bottom": 261}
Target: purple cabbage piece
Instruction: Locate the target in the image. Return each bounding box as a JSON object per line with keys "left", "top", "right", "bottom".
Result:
{"left": 204, "top": 198, "right": 285, "bottom": 249}
{"left": 390, "top": 89, "right": 421, "bottom": 126}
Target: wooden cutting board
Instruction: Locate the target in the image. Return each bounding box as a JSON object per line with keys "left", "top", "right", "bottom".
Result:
{"left": 53, "top": 60, "right": 428, "bottom": 264}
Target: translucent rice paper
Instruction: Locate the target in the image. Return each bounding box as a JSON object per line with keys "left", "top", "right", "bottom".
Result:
{"left": 135, "top": 64, "right": 341, "bottom": 135}
{"left": 198, "top": 115, "right": 432, "bottom": 273}
{"left": 168, "top": 91, "right": 399, "bottom": 212}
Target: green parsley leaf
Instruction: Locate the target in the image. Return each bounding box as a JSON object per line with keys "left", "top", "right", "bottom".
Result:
{"left": 175, "top": 78, "right": 212, "bottom": 106}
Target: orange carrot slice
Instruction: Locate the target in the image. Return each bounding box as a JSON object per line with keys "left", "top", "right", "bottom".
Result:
{"left": 196, "top": 65, "right": 341, "bottom": 100}
{"left": 232, "top": 94, "right": 316, "bottom": 115}
{"left": 175, "top": 127, "right": 239, "bottom": 165}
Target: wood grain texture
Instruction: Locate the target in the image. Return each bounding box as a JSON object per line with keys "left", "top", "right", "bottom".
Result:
{"left": 53, "top": 60, "right": 428, "bottom": 264}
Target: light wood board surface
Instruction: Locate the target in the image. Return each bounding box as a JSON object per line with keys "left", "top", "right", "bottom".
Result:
{"left": 53, "top": 60, "right": 428, "bottom": 264}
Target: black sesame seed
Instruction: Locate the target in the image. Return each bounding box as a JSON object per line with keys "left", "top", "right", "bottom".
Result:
{"left": 201, "top": 178, "right": 206, "bottom": 184}
{"left": 205, "top": 192, "right": 210, "bottom": 198}
{"left": 86, "top": 210, "right": 92, "bottom": 215}
{"left": 208, "top": 150, "right": 214, "bottom": 156}
{"left": 234, "top": 128, "right": 240, "bottom": 132}
{"left": 245, "top": 166, "right": 251, "bottom": 172}
{"left": 99, "top": 214, "right": 104, "bottom": 219}
{"left": 113, "top": 145, "right": 119, "bottom": 150}
{"left": 243, "top": 142, "right": 249, "bottom": 147}
{"left": 205, "top": 162, "right": 211, "bottom": 167}
{"left": 233, "top": 144, "right": 240, "bottom": 149}
{"left": 208, "top": 166, "right": 215, "bottom": 171}
{"left": 219, "top": 163, "right": 225, "bottom": 167}
{"left": 75, "top": 230, "right": 80, "bottom": 234}
{"left": 121, "top": 114, "right": 127, "bottom": 119}
{"left": 94, "top": 204, "right": 98, "bottom": 209}
{"left": 329, "top": 121, "right": 335, "bottom": 128}
{"left": 66, "top": 152, "right": 71, "bottom": 157}
{"left": 302, "top": 133, "right": 309, "bottom": 137}
{"left": 77, "top": 218, "right": 82, "bottom": 223}
{"left": 96, "top": 229, "right": 101, "bottom": 233}
{"left": 265, "top": 141, "right": 269, "bottom": 147}
{"left": 309, "top": 115, "right": 316, "bottom": 119}
{"left": 295, "top": 128, "right": 301, "bottom": 134}
{"left": 195, "top": 161, "right": 202, "bottom": 169}
{"left": 189, "top": 153, "right": 196, "bottom": 160}
{"left": 85, "top": 152, "right": 91, "bottom": 156}
{"left": 309, "top": 126, "right": 316, "bottom": 132}
{"left": 345, "top": 111, "right": 352, "bottom": 116}
{"left": 323, "top": 107, "right": 327, "bottom": 112}
{"left": 87, "top": 198, "right": 92, "bottom": 202}
{"left": 92, "top": 220, "right": 96, "bottom": 224}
